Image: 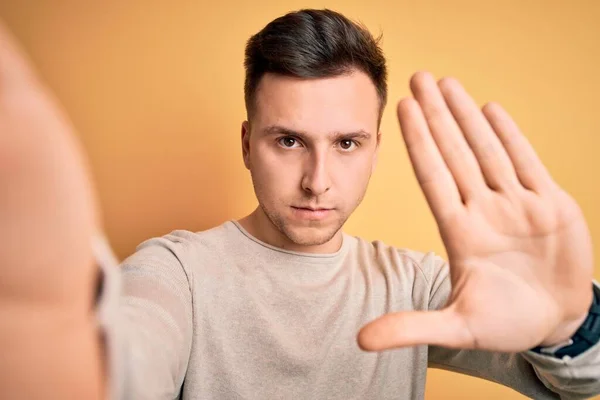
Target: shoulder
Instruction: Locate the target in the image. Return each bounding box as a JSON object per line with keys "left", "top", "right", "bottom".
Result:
{"left": 121, "top": 221, "right": 237, "bottom": 271}
{"left": 117, "top": 221, "right": 241, "bottom": 294}
{"left": 348, "top": 234, "right": 447, "bottom": 284}
{"left": 347, "top": 234, "right": 451, "bottom": 309}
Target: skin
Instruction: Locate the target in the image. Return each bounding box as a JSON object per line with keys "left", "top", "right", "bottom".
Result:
{"left": 0, "top": 20, "right": 595, "bottom": 399}
{"left": 358, "top": 73, "right": 594, "bottom": 351}
{"left": 238, "top": 72, "right": 381, "bottom": 254}
{"left": 0, "top": 21, "right": 104, "bottom": 399}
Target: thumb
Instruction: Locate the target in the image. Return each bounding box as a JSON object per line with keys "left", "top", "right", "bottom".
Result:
{"left": 357, "top": 308, "right": 474, "bottom": 351}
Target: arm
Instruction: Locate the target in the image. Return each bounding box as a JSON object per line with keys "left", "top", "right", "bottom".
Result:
{"left": 0, "top": 21, "right": 103, "bottom": 399}
{"left": 106, "top": 235, "right": 195, "bottom": 399}
{"left": 0, "top": 20, "right": 104, "bottom": 399}
{"left": 357, "top": 71, "right": 599, "bottom": 398}
{"left": 0, "top": 20, "right": 193, "bottom": 399}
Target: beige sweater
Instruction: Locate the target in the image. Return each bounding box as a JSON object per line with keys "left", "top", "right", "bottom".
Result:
{"left": 97, "top": 221, "right": 600, "bottom": 399}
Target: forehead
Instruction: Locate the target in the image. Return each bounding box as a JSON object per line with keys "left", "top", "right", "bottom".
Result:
{"left": 253, "top": 71, "right": 380, "bottom": 135}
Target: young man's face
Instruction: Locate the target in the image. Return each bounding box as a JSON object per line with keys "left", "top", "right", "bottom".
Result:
{"left": 242, "top": 70, "right": 381, "bottom": 251}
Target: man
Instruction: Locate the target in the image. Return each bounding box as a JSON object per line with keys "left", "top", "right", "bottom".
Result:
{"left": 1, "top": 8, "right": 599, "bottom": 400}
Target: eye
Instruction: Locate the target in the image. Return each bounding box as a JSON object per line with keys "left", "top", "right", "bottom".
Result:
{"left": 339, "top": 139, "right": 357, "bottom": 151}
{"left": 278, "top": 136, "right": 301, "bottom": 148}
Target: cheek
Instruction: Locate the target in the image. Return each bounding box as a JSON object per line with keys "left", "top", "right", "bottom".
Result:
{"left": 250, "top": 148, "right": 300, "bottom": 195}
{"left": 333, "top": 156, "right": 374, "bottom": 195}
{"left": 340, "top": 153, "right": 374, "bottom": 177}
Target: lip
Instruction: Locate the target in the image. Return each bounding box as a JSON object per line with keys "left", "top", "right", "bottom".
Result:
{"left": 291, "top": 206, "right": 334, "bottom": 220}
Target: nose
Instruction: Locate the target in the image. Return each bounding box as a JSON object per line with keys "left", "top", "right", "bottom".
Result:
{"left": 301, "top": 151, "right": 332, "bottom": 196}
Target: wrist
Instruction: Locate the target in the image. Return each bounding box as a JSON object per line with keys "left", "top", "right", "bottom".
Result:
{"left": 532, "top": 283, "right": 600, "bottom": 358}
{"left": 540, "top": 312, "right": 589, "bottom": 347}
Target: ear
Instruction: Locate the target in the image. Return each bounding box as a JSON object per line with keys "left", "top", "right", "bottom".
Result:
{"left": 372, "top": 131, "right": 382, "bottom": 174}
{"left": 241, "top": 121, "right": 251, "bottom": 170}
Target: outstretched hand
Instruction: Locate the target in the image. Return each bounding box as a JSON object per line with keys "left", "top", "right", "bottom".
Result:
{"left": 358, "top": 72, "right": 594, "bottom": 353}
{"left": 0, "top": 20, "right": 99, "bottom": 305}
{"left": 0, "top": 20, "right": 104, "bottom": 399}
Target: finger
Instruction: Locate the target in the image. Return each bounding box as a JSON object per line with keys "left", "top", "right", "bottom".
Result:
{"left": 438, "top": 78, "right": 520, "bottom": 192}
{"left": 482, "top": 102, "right": 555, "bottom": 192}
{"left": 357, "top": 309, "right": 474, "bottom": 351}
{"left": 397, "top": 97, "right": 463, "bottom": 221}
{"left": 0, "top": 19, "right": 38, "bottom": 91}
{"left": 410, "top": 71, "right": 488, "bottom": 201}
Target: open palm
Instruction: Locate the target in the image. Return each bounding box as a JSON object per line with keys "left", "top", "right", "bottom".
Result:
{"left": 358, "top": 72, "right": 594, "bottom": 353}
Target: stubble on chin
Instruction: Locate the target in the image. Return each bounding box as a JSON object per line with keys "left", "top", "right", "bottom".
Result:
{"left": 262, "top": 204, "right": 346, "bottom": 247}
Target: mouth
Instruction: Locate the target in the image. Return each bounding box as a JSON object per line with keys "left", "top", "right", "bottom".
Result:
{"left": 291, "top": 206, "right": 334, "bottom": 220}
{"left": 294, "top": 206, "right": 333, "bottom": 211}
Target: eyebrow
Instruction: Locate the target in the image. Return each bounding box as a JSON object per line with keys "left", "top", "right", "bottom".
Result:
{"left": 262, "top": 125, "right": 373, "bottom": 141}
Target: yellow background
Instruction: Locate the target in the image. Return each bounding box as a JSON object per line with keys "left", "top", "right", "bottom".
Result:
{"left": 2, "top": 1, "right": 598, "bottom": 398}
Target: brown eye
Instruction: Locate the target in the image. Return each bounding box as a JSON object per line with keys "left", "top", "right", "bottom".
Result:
{"left": 339, "top": 139, "right": 356, "bottom": 150}
{"left": 279, "top": 137, "right": 298, "bottom": 148}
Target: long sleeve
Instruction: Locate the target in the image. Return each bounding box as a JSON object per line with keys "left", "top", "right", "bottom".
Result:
{"left": 423, "top": 253, "right": 600, "bottom": 400}
{"left": 96, "top": 234, "right": 195, "bottom": 400}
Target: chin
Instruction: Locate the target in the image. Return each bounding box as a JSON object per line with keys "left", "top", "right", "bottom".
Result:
{"left": 259, "top": 203, "right": 346, "bottom": 248}
{"left": 281, "top": 222, "right": 341, "bottom": 247}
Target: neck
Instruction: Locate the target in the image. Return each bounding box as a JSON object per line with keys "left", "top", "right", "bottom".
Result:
{"left": 237, "top": 207, "right": 343, "bottom": 254}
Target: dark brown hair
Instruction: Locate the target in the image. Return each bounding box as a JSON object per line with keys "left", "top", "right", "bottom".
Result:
{"left": 244, "top": 9, "right": 387, "bottom": 123}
